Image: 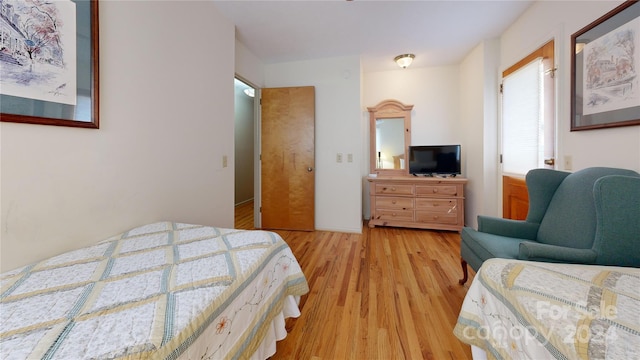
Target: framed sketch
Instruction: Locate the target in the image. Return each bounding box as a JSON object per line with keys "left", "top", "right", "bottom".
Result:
{"left": 0, "top": 0, "right": 99, "bottom": 128}
{"left": 571, "top": 0, "right": 639, "bottom": 131}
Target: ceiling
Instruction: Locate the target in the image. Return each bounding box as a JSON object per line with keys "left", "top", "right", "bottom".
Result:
{"left": 213, "top": 0, "right": 534, "bottom": 73}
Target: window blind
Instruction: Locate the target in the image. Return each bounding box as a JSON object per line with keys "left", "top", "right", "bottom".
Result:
{"left": 502, "top": 59, "right": 544, "bottom": 176}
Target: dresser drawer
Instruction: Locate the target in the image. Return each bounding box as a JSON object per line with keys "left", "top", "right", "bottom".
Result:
{"left": 376, "top": 197, "right": 414, "bottom": 210}
{"left": 375, "top": 184, "right": 414, "bottom": 196}
{"left": 415, "top": 199, "right": 457, "bottom": 213}
{"left": 367, "top": 175, "right": 466, "bottom": 231}
{"left": 374, "top": 209, "right": 414, "bottom": 222}
{"left": 415, "top": 211, "right": 458, "bottom": 225}
{"left": 416, "top": 185, "right": 459, "bottom": 197}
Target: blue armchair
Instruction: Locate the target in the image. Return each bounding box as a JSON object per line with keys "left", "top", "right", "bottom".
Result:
{"left": 459, "top": 167, "right": 640, "bottom": 284}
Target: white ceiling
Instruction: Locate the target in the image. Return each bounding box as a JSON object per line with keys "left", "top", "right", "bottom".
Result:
{"left": 213, "top": 0, "right": 534, "bottom": 73}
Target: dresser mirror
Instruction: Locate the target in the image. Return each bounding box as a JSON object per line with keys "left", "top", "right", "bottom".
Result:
{"left": 368, "top": 100, "right": 413, "bottom": 176}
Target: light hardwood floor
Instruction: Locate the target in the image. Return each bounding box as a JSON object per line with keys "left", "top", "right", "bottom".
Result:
{"left": 235, "top": 200, "right": 475, "bottom": 359}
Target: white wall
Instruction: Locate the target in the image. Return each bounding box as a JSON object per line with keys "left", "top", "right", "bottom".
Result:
{"left": 500, "top": 0, "right": 640, "bottom": 173}
{"left": 362, "top": 48, "right": 499, "bottom": 228}
{"left": 482, "top": 40, "right": 501, "bottom": 221}
{"left": 362, "top": 66, "right": 461, "bottom": 218}
{"left": 235, "top": 40, "right": 265, "bottom": 89}
{"left": 459, "top": 40, "right": 500, "bottom": 228}
{"left": 0, "top": 1, "right": 236, "bottom": 272}
{"left": 264, "top": 56, "right": 363, "bottom": 233}
{"left": 364, "top": 66, "right": 461, "bottom": 146}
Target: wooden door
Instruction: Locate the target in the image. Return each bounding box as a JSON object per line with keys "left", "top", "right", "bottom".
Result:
{"left": 261, "top": 86, "right": 315, "bottom": 231}
{"left": 503, "top": 176, "right": 528, "bottom": 220}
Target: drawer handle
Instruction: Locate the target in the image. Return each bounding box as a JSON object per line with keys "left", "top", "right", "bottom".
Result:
{"left": 433, "top": 215, "right": 439, "bottom": 219}
{"left": 433, "top": 188, "right": 438, "bottom": 193}
{"left": 392, "top": 200, "right": 397, "bottom": 204}
{"left": 392, "top": 212, "right": 397, "bottom": 217}
{"left": 391, "top": 187, "right": 396, "bottom": 191}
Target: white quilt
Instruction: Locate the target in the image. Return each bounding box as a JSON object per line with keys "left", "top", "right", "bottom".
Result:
{"left": 0, "top": 222, "right": 309, "bottom": 359}
{"left": 454, "top": 258, "right": 640, "bottom": 360}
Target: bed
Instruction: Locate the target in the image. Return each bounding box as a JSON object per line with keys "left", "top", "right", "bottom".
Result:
{"left": 454, "top": 258, "right": 640, "bottom": 360}
{"left": 0, "top": 222, "right": 309, "bottom": 359}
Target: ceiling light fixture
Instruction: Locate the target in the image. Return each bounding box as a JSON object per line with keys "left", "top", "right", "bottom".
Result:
{"left": 394, "top": 54, "right": 415, "bottom": 69}
{"left": 243, "top": 88, "right": 255, "bottom": 97}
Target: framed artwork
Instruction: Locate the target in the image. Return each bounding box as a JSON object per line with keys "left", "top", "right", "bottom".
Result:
{"left": 0, "top": 0, "right": 99, "bottom": 128}
{"left": 571, "top": 0, "right": 639, "bottom": 131}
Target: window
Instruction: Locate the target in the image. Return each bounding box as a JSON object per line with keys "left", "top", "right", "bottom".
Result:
{"left": 501, "top": 40, "right": 555, "bottom": 176}
{"left": 502, "top": 59, "right": 545, "bottom": 175}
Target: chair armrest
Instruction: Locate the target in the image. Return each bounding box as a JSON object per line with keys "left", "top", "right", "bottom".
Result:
{"left": 518, "top": 242, "right": 597, "bottom": 263}
{"left": 477, "top": 216, "right": 539, "bottom": 239}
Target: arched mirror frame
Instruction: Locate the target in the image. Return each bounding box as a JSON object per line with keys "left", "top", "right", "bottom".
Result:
{"left": 368, "top": 99, "right": 413, "bottom": 176}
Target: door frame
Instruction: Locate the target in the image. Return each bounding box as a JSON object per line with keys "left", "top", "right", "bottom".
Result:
{"left": 253, "top": 87, "right": 262, "bottom": 229}
{"left": 232, "top": 75, "right": 262, "bottom": 229}
{"left": 236, "top": 81, "right": 316, "bottom": 230}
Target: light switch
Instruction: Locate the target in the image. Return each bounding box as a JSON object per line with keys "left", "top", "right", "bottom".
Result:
{"left": 223, "top": 155, "right": 228, "bottom": 168}
{"left": 347, "top": 153, "right": 353, "bottom": 163}
{"left": 564, "top": 155, "right": 572, "bottom": 170}
{"left": 337, "top": 153, "right": 343, "bottom": 163}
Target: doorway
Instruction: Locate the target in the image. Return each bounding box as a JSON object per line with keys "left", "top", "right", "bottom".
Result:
{"left": 233, "top": 81, "right": 316, "bottom": 231}
{"left": 234, "top": 78, "right": 256, "bottom": 229}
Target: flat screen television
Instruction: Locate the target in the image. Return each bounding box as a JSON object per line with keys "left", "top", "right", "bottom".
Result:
{"left": 408, "top": 145, "right": 461, "bottom": 176}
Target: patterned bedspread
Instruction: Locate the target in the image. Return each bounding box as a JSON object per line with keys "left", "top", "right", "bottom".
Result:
{"left": 454, "top": 258, "right": 640, "bottom": 360}
{"left": 0, "top": 222, "right": 309, "bottom": 359}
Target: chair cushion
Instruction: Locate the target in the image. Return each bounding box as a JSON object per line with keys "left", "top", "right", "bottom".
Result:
{"left": 461, "top": 227, "right": 533, "bottom": 263}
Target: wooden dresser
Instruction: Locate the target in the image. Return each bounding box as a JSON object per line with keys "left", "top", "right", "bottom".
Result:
{"left": 367, "top": 175, "right": 467, "bottom": 232}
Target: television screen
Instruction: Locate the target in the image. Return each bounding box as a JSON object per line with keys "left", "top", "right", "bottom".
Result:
{"left": 408, "top": 145, "right": 461, "bottom": 175}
